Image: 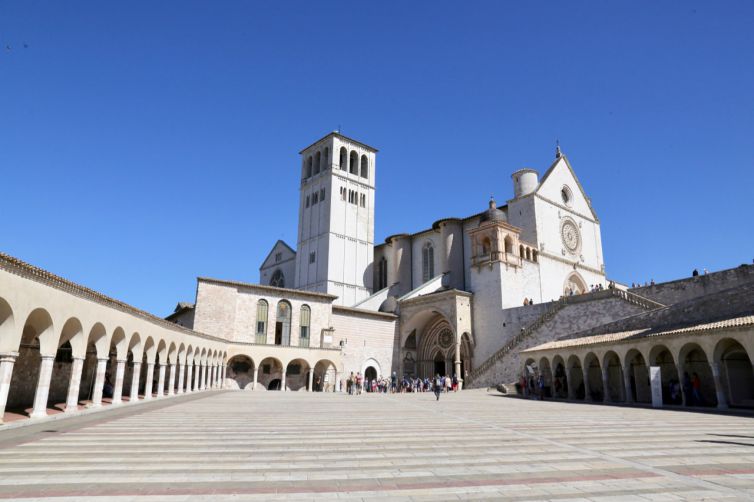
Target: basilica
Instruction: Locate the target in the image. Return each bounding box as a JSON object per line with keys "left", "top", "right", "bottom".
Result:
{"left": 0, "top": 132, "right": 752, "bottom": 425}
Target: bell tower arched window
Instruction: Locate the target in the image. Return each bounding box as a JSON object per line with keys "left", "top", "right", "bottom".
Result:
{"left": 314, "top": 151, "right": 321, "bottom": 175}
{"left": 349, "top": 151, "right": 358, "bottom": 174}
{"left": 360, "top": 155, "right": 369, "bottom": 178}
{"left": 339, "top": 147, "right": 347, "bottom": 170}
{"left": 422, "top": 242, "right": 435, "bottom": 282}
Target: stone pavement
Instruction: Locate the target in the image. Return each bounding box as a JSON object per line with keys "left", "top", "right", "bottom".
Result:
{"left": 0, "top": 389, "right": 753, "bottom": 501}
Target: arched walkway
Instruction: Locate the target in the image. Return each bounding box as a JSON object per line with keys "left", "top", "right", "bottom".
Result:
{"left": 552, "top": 355, "right": 568, "bottom": 398}
{"left": 567, "top": 355, "right": 584, "bottom": 400}
{"left": 650, "top": 345, "right": 681, "bottom": 405}
{"left": 313, "top": 359, "right": 337, "bottom": 392}
{"left": 257, "top": 357, "right": 283, "bottom": 391}
{"left": 625, "top": 350, "right": 650, "bottom": 404}
{"left": 285, "top": 358, "right": 311, "bottom": 391}
{"left": 584, "top": 353, "right": 603, "bottom": 402}
{"left": 714, "top": 338, "right": 754, "bottom": 408}
{"left": 226, "top": 355, "right": 255, "bottom": 390}
{"left": 679, "top": 343, "right": 717, "bottom": 407}
{"left": 603, "top": 351, "right": 624, "bottom": 402}
{"left": 539, "top": 357, "right": 553, "bottom": 398}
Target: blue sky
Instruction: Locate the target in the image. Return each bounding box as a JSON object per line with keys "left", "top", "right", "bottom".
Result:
{"left": 1, "top": 1, "right": 753, "bottom": 316}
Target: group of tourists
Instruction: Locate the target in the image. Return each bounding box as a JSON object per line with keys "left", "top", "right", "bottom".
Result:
{"left": 342, "top": 371, "right": 459, "bottom": 398}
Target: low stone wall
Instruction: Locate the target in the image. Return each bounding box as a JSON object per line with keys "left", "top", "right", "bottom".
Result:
{"left": 632, "top": 264, "right": 754, "bottom": 306}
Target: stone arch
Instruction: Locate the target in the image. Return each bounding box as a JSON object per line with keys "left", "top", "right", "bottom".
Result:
{"left": 415, "top": 315, "right": 455, "bottom": 379}
{"left": 602, "top": 350, "right": 624, "bottom": 402}
{"left": 649, "top": 344, "right": 681, "bottom": 405}
{"left": 285, "top": 358, "right": 311, "bottom": 391}
{"left": 539, "top": 357, "right": 553, "bottom": 397}
{"left": 257, "top": 356, "right": 283, "bottom": 390}
{"left": 0, "top": 296, "right": 17, "bottom": 353}
{"left": 59, "top": 317, "right": 85, "bottom": 358}
{"left": 625, "top": 349, "right": 650, "bottom": 403}
{"left": 713, "top": 338, "right": 754, "bottom": 408}
{"left": 226, "top": 354, "right": 255, "bottom": 390}
{"left": 583, "top": 352, "right": 603, "bottom": 401}
{"left": 339, "top": 146, "right": 347, "bottom": 170}
{"left": 349, "top": 150, "right": 358, "bottom": 174}
{"left": 314, "top": 359, "right": 337, "bottom": 392}
{"left": 552, "top": 355, "right": 568, "bottom": 398}
{"left": 564, "top": 272, "right": 587, "bottom": 296}
{"left": 314, "top": 150, "right": 321, "bottom": 175}
{"left": 678, "top": 342, "right": 717, "bottom": 407}
{"left": 6, "top": 308, "right": 54, "bottom": 415}
{"left": 566, "top": 355, "right": 584, "bottom": 399}
{"left": 360, "top": 154, "right": 368, "bottom": 178}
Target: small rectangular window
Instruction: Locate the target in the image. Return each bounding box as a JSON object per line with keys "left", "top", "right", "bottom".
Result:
{"left": 320, "top": 188, "right": 325, "bottom": 200}
{"left": 305, "top": 195, "right": 310, "bottom": 208}
{"left": 313, "top": 192, "right": 318, "bottom": 204}
{"left": 275, "top": 252, "right": 282, "bottom": 263}
{"left": 309, "top": 252, "right": 316, "bottom": 264}
{"left": 341, "top": 187, "right": 346, "bottom": 201}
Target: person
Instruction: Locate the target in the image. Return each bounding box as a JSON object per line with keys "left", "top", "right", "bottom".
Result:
{"left": 519, "top": 374, "right": 527, "bottom": 397}
{"left": 692, "top": 372, "right": 702, "bottom": 405}
{"left": 434, "top": 374, "right": 442, "bottom": 401}
{"left": 554, "top": 377, "right": 562, "bottom": 398}
{"left": 452, "top": 374, "right": 458, "bottom": 392}
{"left": 669, "top": 379, "right": 681, "bottom": 404}
{"left": 692, "top": 268, "right": 699, "bottom": 277}
{"left": 391, "top": 372, "right": 397, "bottom": 394}
{"left": 537, "top": 374, "right": 545, "bottom": 400}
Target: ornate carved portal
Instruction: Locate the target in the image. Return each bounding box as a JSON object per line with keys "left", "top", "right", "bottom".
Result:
{"left": 402, "top": 316, "right": 472, "bottom": 379}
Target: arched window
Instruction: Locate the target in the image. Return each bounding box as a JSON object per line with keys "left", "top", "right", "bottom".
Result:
{"left": 349, "top": 151, "right": 358, "bottom": 174}
{"left": 314, "top": 151, "right": 321, "bottom": 175}
{"left": 481, "top": 237, "right": 491, "bottom": 257}
{"left": 504, "top": 236, "right": 513, "bottom": 254}
{"left": 519, "top": 245, "right": 525, "bottom": 258}
{"left": 307, "top": 156, "right": 313, "bottom": 178}
{"left": 270, "top": 269, "right": 285, "bottom": 288}
{"left": 275, "top": 301, "right": 291, "bottom": 346}
{"left": 255, "top": 300, "right": 268, "bottom": 344}
{"left": 422, "top": 241, "right": 435, "bottom": 282}
{"left": 323, "top": 147, "right": 329, "bottom": 169}
{"left": 360, "top": 155, "right": 368, "bottom": 178}
{"left": 339, "top": 147, "right": 347, "bottom": 170}
{"left": 299, "top": 305, "right": 310, "bottom": 348}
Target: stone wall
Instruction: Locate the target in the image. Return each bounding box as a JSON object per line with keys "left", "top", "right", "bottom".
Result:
{"left": 632, "top": 265, "right": 754, "bottom": 306}
{"left": 331, "top": 307, "right": 397, "bottom": 380}
{"left": 472, "top": 296, "right": 647, "bottom": 387}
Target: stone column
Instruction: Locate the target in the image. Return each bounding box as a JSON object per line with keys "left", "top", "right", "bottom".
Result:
{"left": 168, "top": 363, "right": 177, "bottom": 396}
{"left": 711, "top": 362, "right": 728, "bottom": 410}
{"left": 112, "top": 359, "right": 126, "bottom": 405}
{"left": 177, "top": 362, "right": 185, "bottom": 394}
{"left": 221, "top": 364, "right": 226, "bottom": 388}
{"left": 454, "top": 341, "right": 462, "bottom": 390}
{"left": 65, "top": 356, "right": 84, "bottom": 412}
{"left": 308, "top": 369, "right": 314, "bottom": 391}
{"left": 30, "top": 355, "right": 55, "bottom": 418}
{"left": 198, "top": 363, "right": 204, "bottom": 390}
{"left": 252, "top": 366, "right": 259, "bottom": 391}
{"left": 601, "top": 367, "right": 611, "bottom": 403}
{"left": 156, "top": 364, "right": 166, "bottom": 398}
{"left": 281, "top": 370, "right": 287, "bottom": 392}
{"left": 144, "top": 362, "right": 155, "bottom": 400}
{"left": 90, "top": 358, "right": 108, "bottom": 407}
{"left": 129, "top": 361, "right": 141, "bottom": 402}
{"left": 566, "top": 370, "right": 575, "bottom": 400}
{"left": 204, "top": 363, "right": 209, "bottom": 389}
{"left": 582, "top": 368, "right": 592, "bottom": 402}
{"left": 0, "top": 352, "right": 18, "bottom": 423}
{"left": 211, "top": 365, "right": 217, "bottom": 388}
{"left": 334, "top": 372, "right": 340, "bottom": 392}
{"left": 623, "top": 370, "right": 634, "bottom": 404}
{"left": 186, "top": 363, "right": 194, "bottom": 392}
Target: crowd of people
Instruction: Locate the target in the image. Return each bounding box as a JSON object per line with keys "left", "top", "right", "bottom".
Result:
{"left": 343, "top": 371, "right": 460, "bottom": 398}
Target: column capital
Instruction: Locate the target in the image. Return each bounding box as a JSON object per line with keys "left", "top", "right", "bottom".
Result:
{"left": 40, "top": 354, "right": 55, "bottom": 361}
{"left": 97, "top": 357, "right": 109, "bottom": 363}
{"left": 0, "top": 351, "right": 19, "bottom": 363}
{"left": 72, "top": 356, "right": 85, "bottom": 362}
{"left": 117, "top": 359, "right": 127, "bottom": 364}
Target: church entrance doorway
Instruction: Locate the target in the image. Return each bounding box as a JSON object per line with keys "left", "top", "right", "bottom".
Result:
{"left": 434, "top": 356, "right": 445, "bottom": 377}
{"left": 365, "top": 366, "right": 377, "bottom": 392}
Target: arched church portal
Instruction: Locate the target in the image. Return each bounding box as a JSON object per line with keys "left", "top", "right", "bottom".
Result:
{"left": 409, "top": 315, "right": 472, "bottom": 380}
{"left": 564, "top": 272, "right": 587, "bottom": 295}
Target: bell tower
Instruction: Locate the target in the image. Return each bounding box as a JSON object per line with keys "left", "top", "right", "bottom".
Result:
{"left": 294, "top": 132, "right": 377, "bottom": 306}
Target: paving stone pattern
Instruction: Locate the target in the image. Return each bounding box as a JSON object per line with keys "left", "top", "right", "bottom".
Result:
{"left": 0, "top": 390, "right": 753, "bottom": 501}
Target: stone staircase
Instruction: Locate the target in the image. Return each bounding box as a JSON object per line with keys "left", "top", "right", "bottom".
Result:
{"left": 465, "top": 288, "right": 663, "bottom": 388}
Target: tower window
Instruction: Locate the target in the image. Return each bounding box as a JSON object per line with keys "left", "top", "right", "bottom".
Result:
{"left": 314, "top": 151, "right": 321, "bottom": 175}
{"left": 349, "top": 151, "right": 358, "bottom": 175}
{"left": 309, "top": 252, "right": 316, "bottom": 264}
{"left": 561, "top": 185, "right": 572, "bottom": 206}
{"left": 320, "top": 188, "right": 325, "bottom": 200}
{"left": 306, "top": 156, "right": 313, "bottom": 178}
{"left": 360, "top": 155, "right": 369, "bottom": 178}
{"left": 340, "top": 186, "right": 346, "bottom": 201}
{"left": 360, "top": 193, "right": 366, "bottom": 207}
{"left": 312, "top": 192, "right": 318, "bottom": 204}
{"left": 275, "top": 252, "right": 282, "bottom": 263}
{"left": 339, "top": 147, "right": 347, "bottom": 170}
{"left": 323, "top": 147, "right": 329, "bottom": 169}
{"left": 305, "top": 195, "right": 310, "bottom": 208}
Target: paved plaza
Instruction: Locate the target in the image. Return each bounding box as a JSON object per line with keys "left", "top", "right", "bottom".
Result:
{"left": 0, "top": 390, "right": 753, "bottom": 501}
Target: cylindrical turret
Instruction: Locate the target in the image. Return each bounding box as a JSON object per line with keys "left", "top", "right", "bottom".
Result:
{"left": 386, "top": 234, "right": 412, "bottom": 296}
{"left": 512, "top": 168, "right": 539, "bottom": 198}
{"left": 434, "top": 218, "right": 464, "bottom": 290}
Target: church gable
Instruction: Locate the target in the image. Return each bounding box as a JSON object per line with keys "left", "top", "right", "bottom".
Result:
{"left": 536, "top": 156, "right": 598, "bottom": 220}
{"left": 259, "top": 240, "right": 296, "bottom": 271}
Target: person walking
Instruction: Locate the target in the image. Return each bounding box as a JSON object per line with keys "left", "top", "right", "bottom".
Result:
{"left": 434, "top": 374, "right": 442, "bottom": 401}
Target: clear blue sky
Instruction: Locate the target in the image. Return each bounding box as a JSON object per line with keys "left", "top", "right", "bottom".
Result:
{"left": 2, "top": 1, "right": 753, "bottom": 316}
